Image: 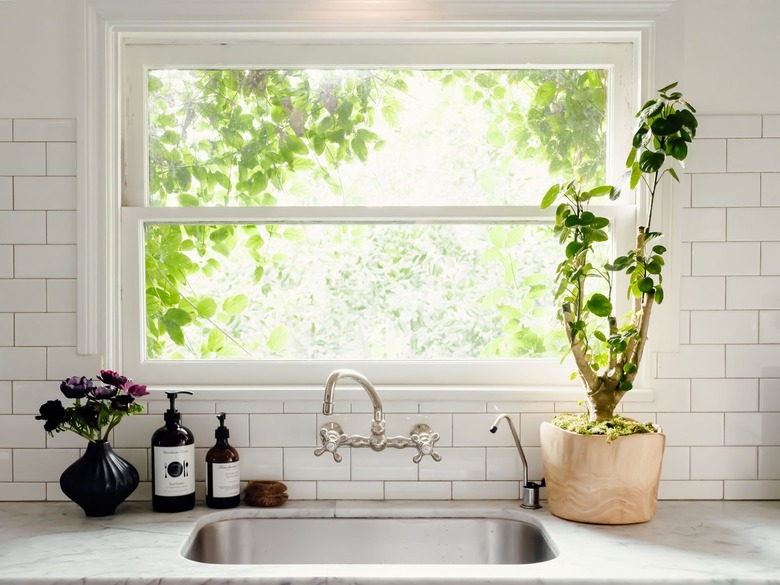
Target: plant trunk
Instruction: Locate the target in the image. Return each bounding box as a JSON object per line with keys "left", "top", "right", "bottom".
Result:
{"left": 585, "top": 379, "right": 626, "bottom": 422}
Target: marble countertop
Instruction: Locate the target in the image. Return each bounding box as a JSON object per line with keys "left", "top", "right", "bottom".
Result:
{"left": 0, "top": 499, "right": 778, "bottom": 584}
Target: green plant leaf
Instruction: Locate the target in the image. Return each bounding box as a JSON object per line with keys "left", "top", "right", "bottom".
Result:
{"left": 196, "top": 298, "right": 218, "bottom": 319}
{"left": 638, "top": 277, "right": 655, "bottom": 293}
{"left": 267, "top": 325, "right": 290, "bottom": 354}
{"left": 541, "top": 184, "right": 561, "bottom": 209}
{"left": 223, "top": 294, "right": 249, "bottom": 315}
{"left": 585, "top": 293, "right": 613, "bottom": 317}
{"left": 164, "top": 307, "right": 192, "bottom": 326}
{"left": 639, "top": 150, "right": 665, "bottom": 173}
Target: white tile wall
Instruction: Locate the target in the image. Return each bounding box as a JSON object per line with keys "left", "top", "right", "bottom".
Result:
{"left": 2, "top": 114, "right": 780, "bottom": 502}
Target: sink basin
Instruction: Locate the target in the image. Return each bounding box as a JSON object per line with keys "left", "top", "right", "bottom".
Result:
{"left": 182, "top": 513, "right": 557, "bottom": 565}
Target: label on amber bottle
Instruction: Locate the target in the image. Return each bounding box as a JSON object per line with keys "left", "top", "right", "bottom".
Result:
{"left": 154, "top": 445, "right": 195, "bottom": 497}
{"left": 208, "top": 461, "right": 240, "bottom": 498}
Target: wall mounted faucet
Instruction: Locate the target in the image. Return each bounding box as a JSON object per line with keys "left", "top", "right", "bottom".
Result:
{"left": 315, "top": 369, "right": 441, "bottom": 464}
{"left": 490, "top": 414, "right": 544, "bottom": 509}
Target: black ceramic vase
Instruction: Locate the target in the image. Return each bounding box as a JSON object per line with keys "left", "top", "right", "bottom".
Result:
{"left": 59, "top": 440, "right": 139, "bottom": 517}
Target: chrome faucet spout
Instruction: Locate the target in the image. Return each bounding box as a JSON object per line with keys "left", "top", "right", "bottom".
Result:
{"left": 490, "top": 414, "right": 529, "bottom": 486}
{"left": 323, "top": 369, "right": 383, "bottom": 423}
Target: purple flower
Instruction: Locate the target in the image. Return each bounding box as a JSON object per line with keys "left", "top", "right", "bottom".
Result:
{"left": 35, "top": 400, "right": 67, "bottom": 432}
{"left": 111, "top": 394, "right": 135, "bottom": 412}
{"left": 89, "top": 385, "right": 117, "bottom": 400}
{"left": 125, "top": 383, "right": 149, "bottom": 398}
{"left": 98, "top": 370, "right": 128, "bottom": 388}
{"left": 60, "top": 376, "right": 93, "bottom": 399}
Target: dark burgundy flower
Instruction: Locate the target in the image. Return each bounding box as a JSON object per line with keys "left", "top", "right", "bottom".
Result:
{"left": 111, "top": 394, "right": 135, "bottom": 412}
{"left": 35, "top": 400, "right": 67, "bottom": 432}
{"left": 126, "top": 384, "right": 149, "bottom": 398}
{"left": 76, "top": 402, "right": 100, "bottom": 429}
{"left": 60, "top": 376, "right": 93, "bottom": 399}
{"left": 89, "top": 385, "right": 117, "bottom": 400}
{"left": 98, "top": 370, "right": 128, "bottom": 388}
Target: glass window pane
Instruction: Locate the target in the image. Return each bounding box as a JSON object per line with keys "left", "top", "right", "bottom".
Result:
{"left": 143, "top": 222, "right": 578, "bottom": 360}
{"left": 147, "top": 69, "right": 607, "bottom": 207}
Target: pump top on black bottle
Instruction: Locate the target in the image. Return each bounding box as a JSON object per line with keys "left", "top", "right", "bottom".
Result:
{"left": 163, "top": 390, "right": 192, "bottom": 427}
{"left": 215, "top": 412, "right": 229, "bottom": 440}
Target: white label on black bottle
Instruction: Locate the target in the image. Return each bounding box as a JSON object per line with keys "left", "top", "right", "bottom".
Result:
{"left": 154, "top": 445, "right": 195, "bottom": 497}
{"left": 209, "top": 461, "right": 240, "bottom": 498}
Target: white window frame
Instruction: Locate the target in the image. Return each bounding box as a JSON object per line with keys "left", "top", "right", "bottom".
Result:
{"left": 80, "top": 0, "right": 680, "bottom": 397}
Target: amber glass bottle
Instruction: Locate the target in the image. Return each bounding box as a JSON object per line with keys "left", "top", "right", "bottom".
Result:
{"left": 206, "top": 412, "right": 241, "bottom": 508}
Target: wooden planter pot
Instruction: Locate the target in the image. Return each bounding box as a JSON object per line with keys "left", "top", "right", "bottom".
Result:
{"left": 540, "top": 421, "right": 666, "bottom": 525}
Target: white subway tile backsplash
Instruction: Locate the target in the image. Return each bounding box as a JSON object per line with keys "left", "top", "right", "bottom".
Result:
{"left": 486, "top": 446, "right": 542, "bottom": 482}
{"left": 682, "top": 139, "right": 727, "bottom": 173}
{"left": 351, "top": 448, "right": 418, "bottom": 481}
{"left": 728, "top": 138, "right": 780, "bottom": 172}
{"left": 680, "top": 208, "right": 726, "bottom": 242}
{"left": 45, "top": 347, "right": 101, "bottom": 381}
{"left": 250, "top": 413, "right": 317, "bottom": 447}
{"left": 761, "top": 173, "right": 780, "bottom": 206}
{"left": 420, "top": 401, "right": 485, "bottom": 413}
{"left": 759, "top": 311, "right": 780, "bottom": 343}
{"left": 681, "top": 276, "right": 725, "bottom": 310}
{"left": 691, "top": 379, "right": 758, "bottom": 413}
{"left": 234, "top": 448, "right": 283, "bottom": 481}
{"left": 418, "top": 448, "right": 485, "bottom": 481}
{"left": 656, "top": 413, "right": 724, "bottom": 446}
{"left": 0, "top": 246, "right": 11, "bottom": 278}
{"left": 690, "top": 446, "right": 757, "bottom": 480}
{"left": 284, "top": 481, "right": 317, "bottom": 500}
{"left": 283, "top": 447, "right": 350, "bottom": 481}
{"left": 0, "top": 415, "right": 46, "bottom": 448}
{"left": 0, "top": 120, "right": 11, "bottom": 142}
{"left": 660, "top": 446, "right": 689, "bottom": 480}
{"left": 691, "top": 242, "right": 760, "bottom": 275}
{"left": 0, "top": 347, "right": 45, "bottom": 380}
{"left": 725, "top": 413, "right": 780, "bottom": 445}
{"left": 0, "top": 177, "right": 10, "bottom": 210}
{"left": 649, "top": 379, "right": 691, "bottom": 412}
{"left": 0, "top": 382, "right": 9, "bottom": 414}
{"left": 758, "top": 447, "right": 780, "bottom": 479}
{"left": 0, "top": 482, "right": 46, "bottom": 501}
{"left": 384, "top": 481, "right": 451, "bottom": 500}
{"left": 657, "top": 345, "right": 725, "bottom": 379}
{"left": 0, "top": 315, "right": 12, "bottom": 347}
{"left": 12, "top": 448, "right": 79, "bottom": 481}
{"left": 0, "top": 450, "right": 11, "bottom": 481}
{"left": 697, "top": 115, "right": 762, "bottom": 139}
{"left": 725, "top": 345, "right": 780, "bottom": 378}
{"left": 0, "top": 211, "right": 45, "bottom": 244}
{"left": 761, "top": 243, "right": 780, "bottom": 275}
{"left": 520, "top": 413, "right": 556, "bottom": 447}
{"left": 726, "top": 277, "right": 780, "bottom": 310}
{"left": 14, "top": 245, "right": 76, "bottom": 278}
{"left": 0, "top": 143, "right": 46, "bottom": 176}
{"left": 658, "top": 480, "right": 723, "bottom": 500}
{"left": 452, "top": 481, "right": 520, "bottom": 500}
{"left": 723, "top": 480, "right": 780, "bottom": 500}
{"left": 46, "top": 143, "right": 76, "bottom": 176}
{"left": 12, "top": 119, "right": 76, "bottom": 143}
{"left": 690, "top": 310, "right": 758, "bottom": 344}
{"left": 763, "top": 115, "right": 780, "bottom": 137}
{"left": 728, "top": 208, "right": 780, "bottom": 241}
{"left": 454, "top": 413, "right": 517, "bottom": 447}
{"left": 760, "top": 379, "right": 780, "bottom": 411}
{"left": 13, "top": 177, "right": 76, "bottom": 210}
{"left": 218, "top": 400, "right": 283, "bottom": 414}
{"left": 691, "top": 173, "right": 760, "bottom": 207}
{"left": 679, "top": 311, "right": 691, "bottom": 344}
{"left": 46, "top": 278, "right": 76, "bottom": 312}
{"left": 14, "top": 312, "right": 76, "bottom": 346}
{"left": 316, "top": 481, "right": 383, "bottom": 500}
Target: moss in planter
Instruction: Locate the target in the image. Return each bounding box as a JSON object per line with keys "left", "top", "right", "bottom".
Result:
{"left": 552, "top": 412, "right": 659, "bottom": 442}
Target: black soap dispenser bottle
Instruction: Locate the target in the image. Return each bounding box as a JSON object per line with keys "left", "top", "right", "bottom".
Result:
{"left": 151, "top": 391, "right": 196, "bottom": 512}
{"left": 206, "top": 412, "right": 241, "bottom": 509}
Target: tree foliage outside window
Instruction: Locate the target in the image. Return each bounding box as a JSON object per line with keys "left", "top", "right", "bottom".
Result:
{"left": 143, "top": 68, "right": 607, "bottom": 361}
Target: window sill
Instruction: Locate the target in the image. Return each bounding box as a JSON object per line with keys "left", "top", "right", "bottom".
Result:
{"left": 143, "top": 385, "right": 654, "bottom": 403}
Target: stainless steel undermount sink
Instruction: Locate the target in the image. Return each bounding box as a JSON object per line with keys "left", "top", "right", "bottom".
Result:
{"left": 182, "top": 513, "right": 557, "bottom": 565}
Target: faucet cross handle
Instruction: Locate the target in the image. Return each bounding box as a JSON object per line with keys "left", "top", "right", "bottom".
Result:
{"left": 410, "top": 424, "right": 442, "bottom": 463}
{"left": 314, "top": 422, "right": 348, "bottom": 463}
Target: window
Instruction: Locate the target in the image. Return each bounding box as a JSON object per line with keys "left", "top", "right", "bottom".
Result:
{"left": 120, "top": 39, "right": 637, "bottom": 387}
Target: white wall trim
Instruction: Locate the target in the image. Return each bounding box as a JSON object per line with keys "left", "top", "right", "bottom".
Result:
{"left": 77, "top": 0, "right": 672, "bottom": 379}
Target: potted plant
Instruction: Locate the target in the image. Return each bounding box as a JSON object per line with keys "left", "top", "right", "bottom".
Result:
{"left": 539, "top": 82, "right": 698, "bottom": 524}
{"left": 35, "top": 370, "right": 148, "bottom": 516}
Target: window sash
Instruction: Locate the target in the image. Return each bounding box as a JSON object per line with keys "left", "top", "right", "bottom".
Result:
{"left": 120, "top": 36, "right": 639, "bottom": 387}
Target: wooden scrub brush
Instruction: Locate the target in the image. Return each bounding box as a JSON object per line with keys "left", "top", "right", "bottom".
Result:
{"left": 243, "top": 480, "right": 289, "bottom": 507}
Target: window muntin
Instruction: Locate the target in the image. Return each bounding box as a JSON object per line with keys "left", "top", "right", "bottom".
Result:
{"left": 122, "top": 40, "right": 637, "bottom": 386}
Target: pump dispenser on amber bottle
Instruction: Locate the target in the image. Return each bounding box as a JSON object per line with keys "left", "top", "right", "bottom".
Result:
{"left": 151, "top": 391, "right": 195, "bottom": 512}
{"left": 206, "top": 412, "right": 241, "bottom": 508}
